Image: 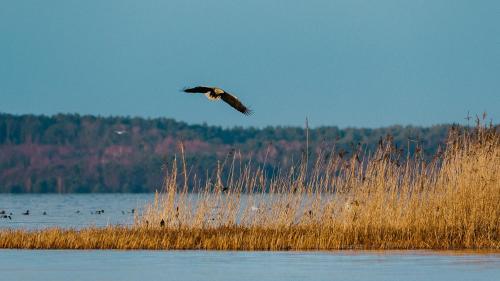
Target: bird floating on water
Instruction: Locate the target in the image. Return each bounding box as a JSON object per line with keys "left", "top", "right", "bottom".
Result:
{"left": 92, "top": 209, "right": 105, "bottom": 215}
{"left": 183, "top": 86, "right": 252, "bottom": 115}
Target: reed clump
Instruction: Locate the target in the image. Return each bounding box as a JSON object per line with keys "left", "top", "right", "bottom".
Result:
{"left": 1, "top": 123, "right": 498, "bottom": 250}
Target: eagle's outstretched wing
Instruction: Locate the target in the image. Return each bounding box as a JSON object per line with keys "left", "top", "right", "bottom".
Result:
{"left": 220, "top": 92, "right": 252, "bottom": 115}
{"left": 183, "top": 86, "right": 213, "bottom": 93}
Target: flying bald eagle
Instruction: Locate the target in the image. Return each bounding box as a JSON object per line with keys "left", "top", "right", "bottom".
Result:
{"left": 183, "top": 86, "right": 252, "bottom": 115}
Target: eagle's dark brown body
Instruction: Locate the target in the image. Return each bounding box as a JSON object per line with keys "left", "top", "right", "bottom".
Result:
{"left": 183, "top": 86, "right": 252, "bottom": 115}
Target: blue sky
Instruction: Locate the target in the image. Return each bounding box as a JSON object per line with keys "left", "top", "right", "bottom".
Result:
{"left": 1, "top": 0, "right": 499, "bottom": 128}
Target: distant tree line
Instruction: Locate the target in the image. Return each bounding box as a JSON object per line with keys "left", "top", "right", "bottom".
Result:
{"left": 0, "top": 113, "right": 451, "bottom": 193}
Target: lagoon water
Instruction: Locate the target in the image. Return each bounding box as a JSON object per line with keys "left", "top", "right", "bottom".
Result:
{"left": 0, "top": 194, "right": 153, "bottom": 229}
{"left": 1, "top": 194, "right": 498, "bottom": 281}
{"left": 0, "top": 193, "right": 326, "bottom": 229}
{"left": 0, "top": 250, "right": 499, "bottom": 281}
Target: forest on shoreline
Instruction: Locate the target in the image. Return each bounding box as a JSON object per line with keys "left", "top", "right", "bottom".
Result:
{"left": 0, "top": 113, "right": 451, "bottom": 193}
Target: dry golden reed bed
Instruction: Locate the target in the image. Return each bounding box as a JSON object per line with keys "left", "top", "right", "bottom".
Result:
{"left": 1, "top": 123, "right": 499, "bottom": 250}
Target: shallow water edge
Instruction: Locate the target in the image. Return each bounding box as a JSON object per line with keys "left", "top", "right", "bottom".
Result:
{"left": 0, "top": 250, "right": 498, "bottom": 281}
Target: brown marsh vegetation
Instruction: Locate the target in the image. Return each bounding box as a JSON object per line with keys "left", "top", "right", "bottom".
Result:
{"left": 1, "top": 122, "right": 498, "bottom": 250}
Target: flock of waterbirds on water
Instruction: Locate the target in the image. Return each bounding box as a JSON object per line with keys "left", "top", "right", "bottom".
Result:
{"left": 0, "top": 208, "right": 136, "bottom": 221}
{"left": 2, "top": 201, "right": 268, "bottom": 227}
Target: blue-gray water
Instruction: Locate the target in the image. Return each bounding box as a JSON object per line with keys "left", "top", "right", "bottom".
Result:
{"left": 0, "top": 194, "right": 153, "bottom": 229}
{"left": 0, "top": 250, "right": 498, "bottom": 281}
{"left": 1, "top": 194, "right": 498, "bottom": 281}
{"left": 0, "top": 193, "right": 324, "bottom": 229}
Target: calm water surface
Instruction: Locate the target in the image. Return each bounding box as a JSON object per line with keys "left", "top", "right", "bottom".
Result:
{"left": 0, "top": 194, "right": 153, "bottom": 229}
{"left": 0, "top": 250, "right": 498, "bottom": 281}
{"left": 0, "top": 193, "right": 322, "bottom": 229}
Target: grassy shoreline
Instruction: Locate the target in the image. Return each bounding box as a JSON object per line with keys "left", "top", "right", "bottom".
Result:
{"left": 1, "top": 124, "right": 498, "bottom": 250}
{"left": 1, "top": 226, "right": 498, "bottom": 250}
